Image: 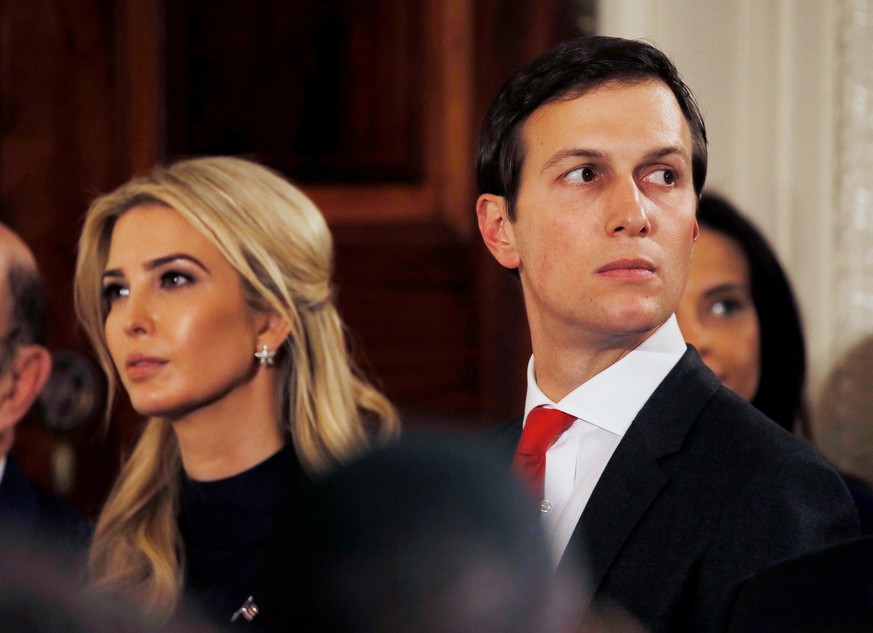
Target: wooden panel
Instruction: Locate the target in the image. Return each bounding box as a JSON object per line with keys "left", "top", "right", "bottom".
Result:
{"left": 427, "top": 0, "right": 475, "bottom": 236}
{"left": 116, "top": 0, "right": 165, "bottom": 174}
{"left": 306, "top": 183, "right": 438, "bottom": 224}
{"left": 334, "top": 223, "right": 480, "bottom": 417}
{"left": 166, "top": 0, "right": 425, "bottom": 183}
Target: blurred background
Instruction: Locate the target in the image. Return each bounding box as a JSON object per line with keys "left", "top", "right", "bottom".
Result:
{"left": 1, "top": 0, "right": 869, "bottom": 518}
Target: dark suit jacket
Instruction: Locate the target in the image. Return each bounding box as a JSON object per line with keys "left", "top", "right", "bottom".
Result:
{"left": 0, "top": 457, "right": 92, "bottom": 554}
{"left": 842, "top": 473, "right": 873, "bottom": 535}
{"left": 487, "top": 347, "right": 860, "bottom": 633}
{"left": 715, "top": 535, "right": 873, "bottom": 632}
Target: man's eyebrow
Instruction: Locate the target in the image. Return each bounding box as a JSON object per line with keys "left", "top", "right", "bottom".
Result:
{"left": 101, "top": 254, "right": 210, "bottom": 280}
{"left": 540, "top": 148, "right": 607, "bottom": 174}
{"left": 643, "top": 145, "right": 689, "bottom": 162}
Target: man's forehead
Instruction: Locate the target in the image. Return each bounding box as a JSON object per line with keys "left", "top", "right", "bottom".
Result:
{"left": 0, "top": 225, "right": 37, "bottom": 273}
{"left": 520, "top": 80, "right": 692, "bottom": 162}
{"left": 0, "top": 225, "right": 37, "bottom": 317}
{"left": 531, "top": 78, "right": 682, "bottom": 122}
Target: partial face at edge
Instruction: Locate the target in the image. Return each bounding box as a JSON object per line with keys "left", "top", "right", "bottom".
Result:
{"left": 676, "top": 227, "right": 761, "bottom": 401}
{"left": 495, "top": 80, "right": 699, "bottom": 347}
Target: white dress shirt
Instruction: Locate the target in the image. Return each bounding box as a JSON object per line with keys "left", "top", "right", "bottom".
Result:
{"left": 523, "top": 315, "right": 687, "bottom": 566}
{"left": 0, "top": 455, "right": 6, "bottom": 488}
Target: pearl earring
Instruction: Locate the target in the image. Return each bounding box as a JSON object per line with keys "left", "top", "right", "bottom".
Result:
{"left": 254, "top": 344, "right": 276, "bottom": 366}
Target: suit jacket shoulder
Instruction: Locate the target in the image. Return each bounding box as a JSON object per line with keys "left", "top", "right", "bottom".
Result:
{"left": 567, "top": 347, "right": 860, "bottom": 633}
{"left": 0, "top": 458, "right": 92, "bottom": 554}
{"left": 714, "top": 535, "right": 873, "bottom": 632}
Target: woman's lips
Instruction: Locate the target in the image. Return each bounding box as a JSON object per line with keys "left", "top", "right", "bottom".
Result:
{"left": 125, "top": 355, "right": 168, "bottom": 381}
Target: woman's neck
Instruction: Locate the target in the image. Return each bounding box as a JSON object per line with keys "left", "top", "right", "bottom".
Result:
{"left": 170, "top": 373, "right": 285, "bottom": 481}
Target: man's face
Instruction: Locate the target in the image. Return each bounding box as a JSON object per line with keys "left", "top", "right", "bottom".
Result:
{"left": 0, "top": 256, "right": 14, "bottom": 454}
{"left": 494, "top": 80, "right": 699, "bottom": 348}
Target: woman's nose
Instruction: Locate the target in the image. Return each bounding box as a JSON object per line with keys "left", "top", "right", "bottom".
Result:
{"left": 121, "top": 292, "right": 155, "bottom": 337}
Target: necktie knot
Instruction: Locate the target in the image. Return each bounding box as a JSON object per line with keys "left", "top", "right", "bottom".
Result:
{"left": 513, "top": 407, "right": 576, "bottom": 498}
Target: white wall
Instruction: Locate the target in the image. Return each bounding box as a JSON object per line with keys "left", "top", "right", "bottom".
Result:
{"left": 599, "top": 0, "right": 839, "bottom": 397}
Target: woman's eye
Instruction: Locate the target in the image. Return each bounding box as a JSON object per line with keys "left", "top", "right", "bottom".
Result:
{"left": 101, "top": 284, "right": 129, "bottom": 303}
{"left": 160, "top": 271, "right": 194, "bottom": 289}
{"left": 646, "top": 168, "right": 677, "bottom": 186}
{"left": 565, "top": 166, "right": 597, "bottom": 183}
{"left": 710, "top": 298, "right": 743, "bottom": 317}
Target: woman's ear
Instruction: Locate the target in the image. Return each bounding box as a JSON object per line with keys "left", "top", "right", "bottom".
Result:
{"left": 476, "top": 194, "right": 520, "bottom": 270}
{"left": 0, "top": 345, "right": 52, "bottom": 433}
{"left": 256, "top": 312, "right": 293, "bottom": 352}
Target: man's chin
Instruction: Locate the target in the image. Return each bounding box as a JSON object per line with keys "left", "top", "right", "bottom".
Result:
{"left": 597, "top": 306, "right": 670, "bottom": 338}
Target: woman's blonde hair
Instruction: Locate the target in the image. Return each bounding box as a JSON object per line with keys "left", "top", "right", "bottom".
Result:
{"left": 75, "top": 156, "right": 399, "bottom": 616}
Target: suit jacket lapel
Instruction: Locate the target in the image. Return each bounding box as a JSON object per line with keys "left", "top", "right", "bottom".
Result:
{"left": 558, "top": 347, "right": 721, "bottom": 593}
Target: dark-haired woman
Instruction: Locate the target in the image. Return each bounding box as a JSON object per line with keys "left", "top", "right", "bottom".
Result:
{"left": 677, "top": 191, "right": 808, "bottom": 435}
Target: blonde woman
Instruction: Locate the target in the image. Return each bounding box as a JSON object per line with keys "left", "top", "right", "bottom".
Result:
{"left": 74, "top": 156, "right": 399, "bottom": 627}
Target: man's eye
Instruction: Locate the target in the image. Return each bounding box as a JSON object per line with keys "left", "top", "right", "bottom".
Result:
{"left": 101, "top": 284, "right": 129, "bottom": 303}
{"left": 646, "top": 169, "right": 676, "bottom": 186}
{"left": 565, "top": 166, "right": 597, "bottom": 183}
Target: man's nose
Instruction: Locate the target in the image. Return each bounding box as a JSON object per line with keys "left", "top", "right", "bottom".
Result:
{"left": 605, "top": 179, "right": 651, "bottom": 236}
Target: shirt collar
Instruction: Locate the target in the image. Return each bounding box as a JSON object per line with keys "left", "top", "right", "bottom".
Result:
{"left": 524, "top": 315, "right": 687, "bottom": 436}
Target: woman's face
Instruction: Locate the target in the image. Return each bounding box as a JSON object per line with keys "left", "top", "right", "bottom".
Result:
{"left": 676, "top": 226, "right": 761, "bottom": 401}
{"left": 102, "top": 204, "right": 265, "bottom": 420}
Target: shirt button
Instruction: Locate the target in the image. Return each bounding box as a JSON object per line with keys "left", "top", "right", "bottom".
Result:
{"left": 540, "top": 499, "right": 553, "bottom": 514}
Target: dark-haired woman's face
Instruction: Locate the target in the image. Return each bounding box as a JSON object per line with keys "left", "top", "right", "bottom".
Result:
{"left": 677, "top": 227, "right": 761, "bottom": 401}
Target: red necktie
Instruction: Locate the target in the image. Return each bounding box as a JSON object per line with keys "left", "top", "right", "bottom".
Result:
{"left": 512, "top": 407, "right": 576, "bottom": 499}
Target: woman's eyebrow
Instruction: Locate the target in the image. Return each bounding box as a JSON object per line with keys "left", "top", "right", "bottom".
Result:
{"left": 102, "top": 254, "right": 211, "bottom": 281}
{"left": 144, "top": 253, "right": 210, "bottom": 273}
{"left": 702, "top": 282, "right": 747, "bottom": 298}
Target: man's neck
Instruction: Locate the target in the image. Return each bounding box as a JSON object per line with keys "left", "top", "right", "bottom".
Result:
{"left": 530, "top": 329, "right": 658, "bottom": 402}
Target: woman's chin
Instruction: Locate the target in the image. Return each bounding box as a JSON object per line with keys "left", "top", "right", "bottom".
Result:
{"left": 129, "top": 397, "right": 187, "bottom": 421}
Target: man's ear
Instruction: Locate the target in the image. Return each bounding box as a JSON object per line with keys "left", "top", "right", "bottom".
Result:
{"left": 476, "top": 194, "right": 520, "bottom": 270}
{"left": 0, "top": 345, "right": 52, "bottom": 432}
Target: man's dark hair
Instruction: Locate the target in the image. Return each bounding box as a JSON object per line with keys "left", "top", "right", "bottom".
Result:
{"left": 696, "top": 192, "right": 807, "bottom": 436}
{"left": 476, "top": 35, "right": 708, "bottom": 221}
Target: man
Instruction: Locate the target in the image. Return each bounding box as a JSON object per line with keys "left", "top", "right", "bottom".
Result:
{"left": 476, "top": 36, "right": 859, "bottom": 633}
{"left": 0, "top": 223, "right": 90, "bottom": 552}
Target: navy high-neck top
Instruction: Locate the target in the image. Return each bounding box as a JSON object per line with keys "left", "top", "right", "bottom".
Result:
{"left": 178, "top": 444, "right": 312, "bottom": 630}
